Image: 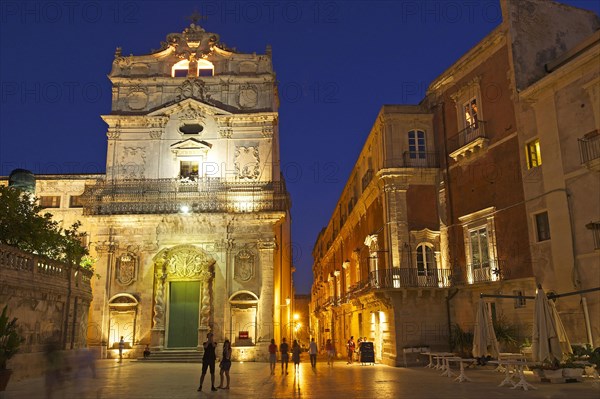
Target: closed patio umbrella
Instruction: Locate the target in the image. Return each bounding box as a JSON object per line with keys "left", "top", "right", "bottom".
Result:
{"left": 532, "top": 286, "right": 572, "bottom": 364}
{"left": 472, "top": 298, "right": 499, "bottom": 358}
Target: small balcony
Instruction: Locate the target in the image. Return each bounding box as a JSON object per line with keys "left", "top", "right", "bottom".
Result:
{"left": 467, "top": 259, "right": 505, "bottom": 284}
{"left": 448, "top": 120, "right": 489, "bottom": 161}
{"left": 578, "top": 132, "right": 600, "bottom": 172}
{"left": 360, "top": 268, "right": 453, "bottom": 289}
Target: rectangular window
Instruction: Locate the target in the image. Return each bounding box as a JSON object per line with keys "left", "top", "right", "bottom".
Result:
{"left": 526, "top": 139, "right": 542, "bottom": 169}
{"left": 514, "top": 290, "right": 526, "bottom": 308}
{"left": 39, "top": 195, "right": 61, "bottom": 208}
{"left": 69, "top": 195, "right": 84, "bottom": 208}
{"left": 586, "top": 222, "right": 600, "bottom": 250}
{"left": 408, "top": 130, "right": 426, "bottom": 159}
{"left": 463, "top": 97, "right": 479, "bottom": 129}
{"left": 469, "top": 227, "right": 489, "bottom": 268}
{"left": 535, "top": 212, "right": 551, "bottom": 241}
{"left": 179, "top": 160, "right": 199, "bottom": 179}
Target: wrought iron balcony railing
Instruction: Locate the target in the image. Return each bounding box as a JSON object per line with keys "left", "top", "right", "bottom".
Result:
{"left": 82, "top": 178, "right": 290, "bottom": 215}
{"left": 337, "top": 268, "right": 454, "bottom": 292}
{"left": 467, "top": 259, "right": 505, "bottom": 283}
{"left": 578, "top": 133, "right": 600, "bottom": 164}
{"left": 448, "top": 120, "right": 487, "bottom": 153}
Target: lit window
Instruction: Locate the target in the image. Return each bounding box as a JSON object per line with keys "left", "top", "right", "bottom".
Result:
{"left": 535, "top": 212, "right": 550, "bottom": 242}
{"left": 171, "top": 59, "right": 214, "bottom": 78}
{"left": 408, "top": 130, "right": 426, "bottom": 159}
{"left": 469, "top": 227, "right": 490, "bottom": 269}
{"left": 179, "top": 160, "right": 199, "bottom": 180}
{"left": 416, "top": 244, "right": 435, "bottom": 276}
{"left": 526, "top": 139, "right": 542, "bottom": 169}
{"left": 463, "top": 97, "right": 479, "bottom": 129}
{"left": 39, "top": 195, "right": 61, "bottom": 208}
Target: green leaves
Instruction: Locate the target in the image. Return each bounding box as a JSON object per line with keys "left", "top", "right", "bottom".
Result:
{"left": 0, "top": 305, "right": 23, "bottom": 369}
{"left": 0, "top": 186, "right": 88, "bottom": 265}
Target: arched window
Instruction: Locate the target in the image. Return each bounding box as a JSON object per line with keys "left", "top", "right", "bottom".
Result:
{"left": 416, "top": 244, "right": 435, "bottom": 276}
{"left": 408, "top": 130, "right": 426, "bottom": 159}
{"left": 171, "top": 59, "right": 214, "bottom": 77}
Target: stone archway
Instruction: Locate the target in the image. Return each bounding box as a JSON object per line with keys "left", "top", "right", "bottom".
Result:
{"left": 151, "top": 245, "right": 215, "bottom": 349}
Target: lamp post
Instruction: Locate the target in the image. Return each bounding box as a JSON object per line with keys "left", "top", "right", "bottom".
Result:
{"left": 293, "top": 313, "right": 299, "bottom": 341}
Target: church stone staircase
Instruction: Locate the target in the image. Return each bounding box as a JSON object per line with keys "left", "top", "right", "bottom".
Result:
{"left": 138, "top": 348, "right": 204, "bottom": 363}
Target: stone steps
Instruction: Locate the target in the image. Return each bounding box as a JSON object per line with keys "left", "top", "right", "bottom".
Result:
{"left": 137, "top": 349, "right": 204, "bottom": 363}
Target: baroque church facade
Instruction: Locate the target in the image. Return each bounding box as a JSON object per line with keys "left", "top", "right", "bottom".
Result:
{"left": 4, "top": 22, "right": 293, "bottom": 361}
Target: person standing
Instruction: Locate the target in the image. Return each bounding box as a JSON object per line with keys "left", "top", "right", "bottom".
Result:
{"left": 198, "top": 332, "right": 218, "bottom": 392}
{"left": 291, "top": 339, "right": 301, "bottom": 373}
{"left": 218, "top": 339, "right": 232, "bottom": 390}
{"left": 346, "top": 336, "right": 355, "bottom": 365}
{"left": 280, "top": 337, "right": 289, "bottom": 375}
{"left": 118, "top": 336, "right": 125, "bottom": 363}
{"left": 325, "top": 338, "right": 334, "bottom": 366}
{"left": 268, "top": 339, "right": 278, "bottom": 375}
{"left": 308, "top": 338, "right": 318, "bottom": 368}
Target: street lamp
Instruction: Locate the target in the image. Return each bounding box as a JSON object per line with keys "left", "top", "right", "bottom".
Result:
{"left": 293, "top": 313, "right": 299, "bottom": 341}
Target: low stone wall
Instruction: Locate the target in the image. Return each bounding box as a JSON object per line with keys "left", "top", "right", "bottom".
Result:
{"left": 0, "top": 244, "right": 94, "bottom": 380}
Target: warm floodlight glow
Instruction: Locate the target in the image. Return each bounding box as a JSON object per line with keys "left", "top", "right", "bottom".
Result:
{"left": 180, "top": 205, "right": 190, "bottom": 214}
{"left": 171, "top": 59, "right": 214, "bottom": 77}
{"left": 293, "top": 313, "right": 299, "bottom": 321}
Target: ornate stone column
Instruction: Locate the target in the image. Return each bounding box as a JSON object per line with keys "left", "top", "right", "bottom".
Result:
{"left": 151, "top": 264, "right": 167, "bottom": 348}
{"left": 257, "top": 238, "right": 276, "bottom": 345}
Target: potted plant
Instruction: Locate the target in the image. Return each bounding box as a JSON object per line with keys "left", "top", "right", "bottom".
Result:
{"left": 0, "top": 305, "right": 23, "bottom": 391}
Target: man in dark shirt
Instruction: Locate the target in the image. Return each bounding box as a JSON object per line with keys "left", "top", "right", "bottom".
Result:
{"left": 279, "top": 337, "right": 289, "bottom": 375}
{"left": 198, "top": 332, "right": 218, "bottom": 391}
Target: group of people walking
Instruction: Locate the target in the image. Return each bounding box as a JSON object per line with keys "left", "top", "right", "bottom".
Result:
{"left": 197, "top": 332, "right": 368, "bottom": 390}
{"left": 268, "top": 337, "right": 319, "bottom": 374}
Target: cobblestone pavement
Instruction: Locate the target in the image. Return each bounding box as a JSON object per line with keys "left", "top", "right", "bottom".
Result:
{"left": 1, "top": 359, "right": 599, "bottom": 399}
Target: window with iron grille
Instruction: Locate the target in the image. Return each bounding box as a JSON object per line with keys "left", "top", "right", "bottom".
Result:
{"left": 526, "top": 139, "right": 542, "bottom": 169}
{"left": 39, "top": 195, "right": 61, "bottom": 208}
{"left": 535, "top": 212, "right": 550, "bottom": 242}
{"left": 513, "top": 290, "right": 526, "bottom": 308}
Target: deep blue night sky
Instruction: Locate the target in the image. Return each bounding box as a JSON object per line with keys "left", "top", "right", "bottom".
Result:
{"left": 1, "top": 1, "right": 599, "bottom": 294}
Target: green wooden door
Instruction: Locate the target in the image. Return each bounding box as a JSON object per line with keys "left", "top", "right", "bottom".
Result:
{"left": 168, "top": 281, "right": 200, "bottom": 348}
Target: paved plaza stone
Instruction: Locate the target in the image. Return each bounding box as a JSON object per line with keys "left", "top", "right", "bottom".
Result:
{"left": 1, "top": 359, "right": 599, "bottom": 399}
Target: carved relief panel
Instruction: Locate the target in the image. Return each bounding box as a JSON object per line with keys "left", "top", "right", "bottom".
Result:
{"left": 234, "top": 146, "right": 260, "bottom": 179}
{"left": 116, "top": 252, "right": 138, "bottom": 286}
{"left": 234, "top": 248, "right": 255, "bottom": 282}
{"left": 118, "top": 146, "right": 146, "bottom": 179}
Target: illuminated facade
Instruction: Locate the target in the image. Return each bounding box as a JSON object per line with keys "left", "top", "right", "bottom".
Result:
{"left": 16, "top": 22, "right": 293, "bottom": 361}
{"left": 311, "top": 0, "right": 600, "bottom": 364}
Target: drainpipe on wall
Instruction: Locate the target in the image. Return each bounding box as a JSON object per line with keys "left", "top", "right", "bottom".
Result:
{"left": 565, "top": 189, "right": 594, "bottom": 347}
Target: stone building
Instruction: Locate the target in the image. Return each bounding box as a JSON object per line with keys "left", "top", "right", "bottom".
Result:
{"left": 516, "top": 30, "right": 600, "bottom": 345}
{"left": 3, "top": 22, "right": 293, "bottom": 361}
{"left": 311, "top": 105, "right": 443, "bottom": 365}
{"left": 311, "top": 0, "right": 600, "bottom": 365}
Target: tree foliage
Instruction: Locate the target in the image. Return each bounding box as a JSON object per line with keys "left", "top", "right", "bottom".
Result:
{"left": 0, "top": 185, "right": 88, "bottom": 264}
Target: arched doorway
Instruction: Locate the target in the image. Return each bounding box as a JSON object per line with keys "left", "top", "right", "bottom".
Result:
{"left": 229, "top": 291, "right": 258, "bottom": 346}
{"left": 108, "top": 293, "right": 139, "bottom": 350}
{"left": 151, "top": 245, "right": 215, "bottom": 349}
